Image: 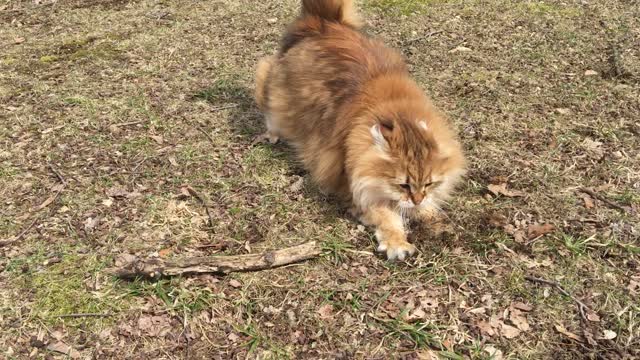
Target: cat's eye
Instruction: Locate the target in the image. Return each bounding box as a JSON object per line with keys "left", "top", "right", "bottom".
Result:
{"left": 399, "top": 184, "right": 411, "bottom": 191}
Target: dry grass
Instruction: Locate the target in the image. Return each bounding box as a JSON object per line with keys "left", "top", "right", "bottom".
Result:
{"left": 1, "top": 0, "right": 639, "bottom": 358}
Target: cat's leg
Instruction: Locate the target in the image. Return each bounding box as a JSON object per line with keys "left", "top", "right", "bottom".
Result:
{"left": 360, "top": 205, "right": 416, "bottom": 260}
{"left": 264, "top": 113, "right": 280, "bottom": 144}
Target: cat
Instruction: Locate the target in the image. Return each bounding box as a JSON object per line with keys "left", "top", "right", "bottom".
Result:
{"left": 254, "top": 0, "right": 465, "bottom": 260}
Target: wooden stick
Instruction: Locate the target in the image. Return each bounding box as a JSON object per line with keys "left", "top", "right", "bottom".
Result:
{"left": 578, "top": 187, "right": 627, "bottom": 213}
{"left": 0, "top": 217, "right": 39, "bottom": 247}
{"left": 108, "top": 241, "right": 322, "bottom": 280}
{"left": 56, "top": 313, "right": 111, "bottom": 319}
{"left": 525, "top": 275, "right": 591, "bottom": 321}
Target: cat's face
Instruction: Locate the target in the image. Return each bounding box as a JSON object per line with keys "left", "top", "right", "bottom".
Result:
{"left": 368, "top": 114, "right": 464, "bottom": 210}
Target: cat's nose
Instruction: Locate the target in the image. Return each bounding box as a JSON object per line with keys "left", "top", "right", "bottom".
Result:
{"left": 411, "top": 193, "right": 424, "bottom": 205}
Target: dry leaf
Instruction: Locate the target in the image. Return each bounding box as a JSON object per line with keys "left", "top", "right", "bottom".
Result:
{"left": 34, "top": 184, "right": 64, "bottom": 210}
{"left": 509, "top": 308, "right": 530, "bottom": 331}
{"left": 289, "top": 176, "right": 304, "bottom": 193}
{"left": 47, "top": 341, "right": 80, "bottom": 359}
{"left": 484, "top": 345, "right": 503, "bottom": 360}
{"left": 582, "top": 194, "right": 595, "bottom": 209}
{"left": 150, "top": 135, "right": 164, "bottom": 144}
{"left": 14, "top": 37, "right": 26, "bottom": 44}
{"left": 487, "top": 212, "right": 508, "bottom": 228}
{"left": 584, "top": 70, "right": 598, "bottom": 76}
{"left": 106, "top": 186, "right": 129, "bottom": 198}
{"left": 555, "top": 324, "right": 582, "bottom": 341}
{"left": 475, "top": 320, "right": 496, "bottom": 337}
{"left": 500, "top": 322, "right": 521, "bottom": 338}
{"left": 317, "top": 304, "right": 333, "bottom": 319}
{"left": 582, "top": 138, "right": 604, "bottom": 159}
{"left": 488, "top": 183, "right": 525, "bottom": 198}
{"left": 586, "top": 310, "right": 600, "bottom": 322}
{"left": 555, "top": 108, "right": 571, "bottom": 115}
{"left": 627, "top": 279, "right": 639, "bottom": 294}
{"left": 168, "top": 156, "right": 178, "bottom": 167}
{"left": 416, "top": 350, "right": 440, "bottom": 360}
{"left": 527, "top": 223, "right": 555, "bottom": 240}
{"left": 138, "top": 315, "right": 172, "bottom": 337}
{"left": 601, "top": 330, "right": 617, "bottom": 340}
{"left": 227, "top": 332, "right": 239, "bottom": 342}
{"left": 158, "top": 248, "right": 172, "bottom": 258}
{"left": 229, "top": 279, "right": 242, "bottom": 288}
{"left": 511, "top": 302, "right": 533, "bottom": 312}
{"left": 84, "top": 216, "right": 100, "bottom": 233}
{"left": 450, "top": 46, "right": 472, "bottom": 53}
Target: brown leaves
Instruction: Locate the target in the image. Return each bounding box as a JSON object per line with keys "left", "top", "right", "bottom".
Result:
{"left": 555, "top": 324, "right": 582, "bottom": 341}
{"left": 47, "top": 341, "right": 80, "bottom": 359}
{"left": 474, "top": 301, "right": 533, "bottom": 339}
{"left": 527, "top": 223, "right": 555, "bottom": 240}
{"left": 487, "top": 183, "right": 525, "bottom": 198}
{"left": 137, "top": 315, "right": 173, "bottom": 337}
{"left": 317, "top": 304, "right": 333, "bottom": 319}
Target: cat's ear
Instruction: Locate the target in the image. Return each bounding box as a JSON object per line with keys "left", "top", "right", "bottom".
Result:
{"left": 370, "top": 119, "right": 394, "bottom": 150}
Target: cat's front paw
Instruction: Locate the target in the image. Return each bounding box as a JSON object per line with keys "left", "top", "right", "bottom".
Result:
{"left": 375, "top": 231, "right": 416, "bottom": 261}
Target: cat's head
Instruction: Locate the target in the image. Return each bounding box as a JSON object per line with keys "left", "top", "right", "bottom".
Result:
{"left": 364, "top": 107, "right": 465, "bottom": 210}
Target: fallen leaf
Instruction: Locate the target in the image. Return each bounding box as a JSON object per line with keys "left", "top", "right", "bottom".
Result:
{"left": 106, "top": 186, "right": 129, "bottom": 198}
{"left": 582, "top": 194, "right": 595, "bottom": 209}
{"left": 511, "top": 302, "right": 533, "bottom": 312}
{"left": 500, "top": 322, "right": 521, "bottom": 338}
{"left": 484, "top": 345, "right": 503, "bottom": 360}
{"left": 289, "top": 176, "right": 304, "bottom": 193}
{"left": 449, "top": 46, "right": 472, "bottom": 53}
{"left": 114, "top": 253, "right": 137, "bottom": 267}
{"left": 503, "top": 224, "right": 526, "bottom": 243}
{"left": 34, "top": 184, "right": 64, "bottom": 210}
{"left": 14, "top": 37, "right": 25, "bottom": 44}
{"left": 508, "top": 308, "right": 530, "bottom": 331}
{"left": 555, "top": 108, "right": 571, "bottom": 115}
{"left": 601, "top": 329, "right": 617, "bottom": 340}
{"left": 628, "top": 279, "right": 640, "bottom": 294}
{"left": 47, "top": 341, "right": 80, "bottom": 359}
{"left": 586, "top": 310, "right": 600, "bottom": 322}
{"left": 555, "top": 324, "right": 582, "bottom": 341}
{"left": 266, "top": 17, "right": 278, "bottom": 24}
{"left": 84, "top": 216, "right": 100, "bottom": 233}
{"left": 416, "top": 349, "right": 440, "bottom": 360}
{"left": 150, "top": 135, "right": 164, "bottom": 144}
{"left": 102, "top": 198, "right": 114, "bottom": 207}
{"left": 475, "top": 320, "right": 496, "bottom": 337}
{"left": 582, "top": 138, "right": 604, "bottom": 159}
{"left": 488, "top": 183, "right": 525, "bottom": 198}
{"left": 584, "top": 69, "right": 598, "bottom": 76}
{"left": 168, "top": 155, "right": 178, "bottom": 167}
{"left": 229, "top": 279, "right": 242, "bottom": 288}
{"left": 158, "top": 248, "right": 172, "bottom": 258}
{"left": 527, "top": 223, "right": 555, "bottom": 240}
{"left": 137, "top": 315, "right": 172, "bottom": 337}
{"left": 228, "top": 333, "right": 239, "bottom": 342}
{"left": 317, "top": 304, "right": 333, "bottom": 319}
{"left": 487, "top": 212, "right": 508, "bottom": 228}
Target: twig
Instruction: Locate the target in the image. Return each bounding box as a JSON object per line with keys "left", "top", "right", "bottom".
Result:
{"left": 0, "top": 217, "right": 39, "bottom": 247}
{"left": 405, "top": 30, "right": 443, "bottom": 45}
{"left": 578, "top": 187, "right": 627, "bottom": 213}
{"left": 48, "top": 162, "right": 66, "bottom": 185}
{"left": 56, "top": 313, "right": 112, "bottom": 319}
{"left": 112, "top": 120, "right": 144, "bottom": 127}
{"left": 210, "top": 104, "right": 238, "bottom": 112}
{"left": 107, "top": 241, "right": 322, "bottom": 280}
{"left": 194, "top": 123, "right": 215, "bottom": 144}
{"left": 525, "top": 275, "right": 591, "bottom": 321}
{"left": 185, "top": 186, "right": 215, "bottom": 228}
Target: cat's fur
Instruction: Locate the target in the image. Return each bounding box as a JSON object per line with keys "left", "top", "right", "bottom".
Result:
{"left": 255, "top": 0, "right": 465, "bottom": 260}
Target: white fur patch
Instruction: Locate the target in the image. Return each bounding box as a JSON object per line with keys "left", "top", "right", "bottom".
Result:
{"left": 351, "top": 176, "right": 398, "bottom": 209}
{"left": 419, "top": 120, "right": 428, "bottom": 130}
{"left": 370, "top": 124, "right": 388, "bottom": 151}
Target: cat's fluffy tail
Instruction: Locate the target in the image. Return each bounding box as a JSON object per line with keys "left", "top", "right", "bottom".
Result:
{"left": 301, "top": 0, "right": 361, "bottom": 28}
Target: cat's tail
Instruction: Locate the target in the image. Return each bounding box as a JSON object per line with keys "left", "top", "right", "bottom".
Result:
{"left": 255, "top": 55, "right": 274, "bottom": 111}
{"left": 301, "top": 0, "right": 361, "bottom": 28}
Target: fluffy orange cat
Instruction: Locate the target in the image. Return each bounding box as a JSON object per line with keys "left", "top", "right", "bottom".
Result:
{"left": 255, "top": 0, "right": 465, "bottom": 260}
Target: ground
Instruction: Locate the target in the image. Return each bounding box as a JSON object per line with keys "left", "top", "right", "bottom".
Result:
{"left": 0, "top": 0, "right": 639, "bottom": 359}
